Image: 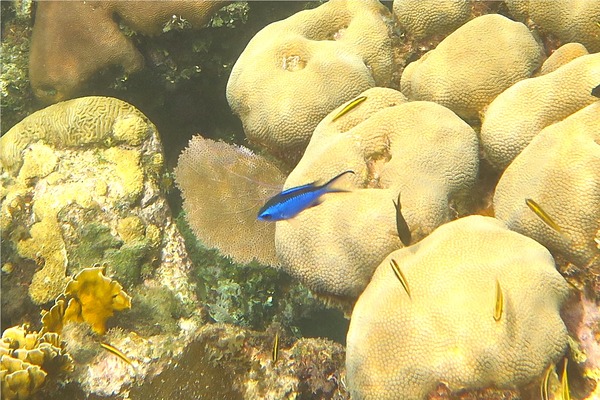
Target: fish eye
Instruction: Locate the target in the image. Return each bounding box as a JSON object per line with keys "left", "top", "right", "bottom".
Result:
{"left": 260, "top": 213, "right": 272, "bottom": 221}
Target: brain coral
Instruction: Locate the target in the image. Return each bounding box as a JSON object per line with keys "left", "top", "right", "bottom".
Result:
{"left": 275, "top": 88, "right": 479, "bottom": 303}
{"left": 494, "top": 102, "right": 600, "bottom": 273}
{"left": 400, "top": 14, "right": 543, "bottom": 120}
{"left": 392, "top": 0, "right": 471, "bottom": 39}
{"left": 29, "top": 1, "right": 225, "bottom": 104}
{"left": 505, "top": 0, "right": 600, "bottom": 52}
{"left": 540, "top": 43, "right": 589, "bottom": 75}
{"left": 226, "top": 0, "right": 394, "bottom": 165}
{"left": 175, "top": 136, "right": 286, "bottom": 266}
{"left": 481, "top": 53, "right": 600, "bottom": 170}
{"left": 1, "top": 96, "right": 150, "bottom": 174}
{"left": 346, "top": 215, "right": 570, "bottom": 400}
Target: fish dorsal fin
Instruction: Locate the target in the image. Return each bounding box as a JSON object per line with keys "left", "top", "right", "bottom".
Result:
{"left": 278, "top": 182, "right": 318, "bottom": 196}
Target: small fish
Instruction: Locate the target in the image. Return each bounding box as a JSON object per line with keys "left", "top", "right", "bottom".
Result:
{"left": 331, "top": 96, "right": 367, "bottom": 122}
{"left": 272, "top": 332, "right": 279, "bottom": 364}
{"left": 561, "top": 359, "right": 571, "bottom": 400}
{"left": 525, "top": 198, "right": 563, "bottom": 233}
{"left": 390, "top": 259, "right": 411, "bottom": 299}
{"left": 592, "top": 83, "right": 600, "bottom": 98}
{"left": 393, "top": 193, "right": 411, "bottom": 246}
{"left": 493, "top": 279, "right": 503, "bottom": 322}
{"left": 540, "top": 364, "right": 553, "bottom": 400}
{"left": 257, "top": 170, "right": 354, "bottom": 221}
{"left": 100, "top": 343, "right": 132, "bottom": 366}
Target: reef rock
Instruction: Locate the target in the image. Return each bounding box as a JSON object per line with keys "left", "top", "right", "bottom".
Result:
{"left": 226, "top": 0, "right": 394, "bottom": 165}
{"left": 494, "top": 102, "right": 600, "bottom": 276}
{"left": 481, "top": 52, "right": 600, "bottom": 170}
{"left": 29, "top": 1, "right": 226, "bottom": 104}
{"left": 346, "top": 216, "right": 570, "bottom": 400}
{"left": 276, "top": 87, "right": 479, "bottom": 307}
{"left": 400, "top": 13, "right": 543, "bottom": 120}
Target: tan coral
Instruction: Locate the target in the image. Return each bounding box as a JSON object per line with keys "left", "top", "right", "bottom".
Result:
{"left": 540, "top": 43, "right": 589, "bottom": 75}
{"left": 63, "top": 267, "right": 132, "bottom": 335}
{"left": 29, "top": 1, "right": 226, "bottom": 104}
{"left": 400, "top": 14, "right": 543, "bottom": 120}
{"left": 175, "top": 136, "right": 286, "bottom": 266}
{"left": 226, "top": 0, "right": 394, "bottom": 165}
{"left": 0, "top": 96, "right": 152, "bottom": 174}
{"left": 276, "top": 87, "right": 479, "bottom": 302}
{"left": 494, "top": 102, "right": 600, "bottom": 273}
{"left": 506, "top": 0, "right": 600, "bottom": 53}
{"left": 346, "top": 216, "right": 570, "bottom": 400}
{"left": 392, "top": 0, "right": 471, "bottom": 39}
{"left": 481, "top": 53, "right": 600, "bottom": 170}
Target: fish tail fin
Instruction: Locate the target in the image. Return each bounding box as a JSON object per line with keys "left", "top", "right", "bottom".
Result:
{"left": 323, "top": 170, "right": 355, "bottom": 191}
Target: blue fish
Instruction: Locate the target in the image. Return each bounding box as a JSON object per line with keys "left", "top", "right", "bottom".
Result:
{"left": 257, "top": 170, "right": 354, "bottom": 221}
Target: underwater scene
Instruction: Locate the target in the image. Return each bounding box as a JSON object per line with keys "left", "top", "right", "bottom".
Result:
{"left": 0, "top": 0, "right": 599, "bottom": 399}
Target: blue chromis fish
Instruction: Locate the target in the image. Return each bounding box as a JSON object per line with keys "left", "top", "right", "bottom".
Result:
{"left": 331, "top": 96, "right": 367, "bottom": 122}
{"left": 257, "top": 170, "right": 354, "bottom": 221}
{"left": 393, "top": 193, "right": 411, "bottom": 246}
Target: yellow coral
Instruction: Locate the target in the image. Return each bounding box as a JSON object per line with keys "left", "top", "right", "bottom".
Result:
{"left": 116, "top": 216, "right": 145, "bottom": 243}
{"left": 103, "top": 147, "right": 143, "bottom": 202}
{"left": 63, "top": 267, "right": 132, "bottom": 335}
{"left": 17, "top": 142, "right": 58, "bottom": 183}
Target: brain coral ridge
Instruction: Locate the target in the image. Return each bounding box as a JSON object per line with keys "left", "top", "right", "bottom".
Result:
{"left": 275, "top": 87, "right": 479, "bottom": 302}
{"left": 494, "top": 101, "right": 600, "bottom": 273}
{"left": 0, "top": 96, "right": 150, "bottom": 174}
{"left": 393, "top": 0, "right": 471, "bottom": 39}
{"left": 400, "top": 13, "right": 543, "bottom": 120}
{"left": 346, "top": 215, "right": 570, "bottom": 400}
{"left": 226, "top": 0, "right": 394, "bottom": 165}
{"left": 481, "top": 52, "right": 600, "bottom": 170}
{"left": 29, "top": 1, "right": 226, "bottom": 104}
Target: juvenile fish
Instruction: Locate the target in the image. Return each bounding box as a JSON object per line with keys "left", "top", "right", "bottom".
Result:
{"left": 390, "top": 259, "right": 411, "bottom": 299}
{"left": 525, "top": 198, "right": 563, "bottom": 233}
{"left": 493, "top": 279, "right": 503, "bottom": 322}
{"left": 393, "top": 193, "right": 411, "bottom": 246}
{"left": 272, "top": 332, "right": 279, "bottom": 364}
{"left": 331, "top": 96, "right": 367, "bottom": 122}
{"left": 540, "top": 364, "right": 553, "bottom": 400}
{"left": 257, "top": 170, "right": 354, "bottom": 221}
{"left": 562, "top": 359, "right": 571, "bottom": 400}
{"left": 100, "top": 343, "right": 132, "bottom": 365}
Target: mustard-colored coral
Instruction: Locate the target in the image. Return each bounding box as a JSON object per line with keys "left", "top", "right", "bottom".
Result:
{"left": 0, "top": 96, "right": 151, "bottom": 173}
{"left": 103, "top": 147, "right": 144, "bottom": 202}
{"left": 481, "top": 53, "right": 600, "bottom": 170}
{"left": 494, "top": 102, "right": 600, "bottom": 272}
{"left": 116, "top": 216, "right": 145, "bottom": 243}
{"left": 346, "top": 216, "right": 569, "bottom": 399}
{"left": 63, "top": 267, "right": 132, "bottom": 335}
{"left": 393, "top": 0, "right": 471, "bottom": 39}
{"left": 276, "top": 87, "right": 479, "bottom": 301}
{"left": 400, "top": 14, "right": 543, "bottom": 120}
{"left": 17, "top": 142, "right": 58, "bottom": 183}
{"left": 226, "top": 0, "right": 394, "bottom": 164}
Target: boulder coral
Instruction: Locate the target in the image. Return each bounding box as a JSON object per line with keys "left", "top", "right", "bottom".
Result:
{"left": 276, "top": 87, "right": 479, "bottom": 304}
{"left": 400, "top": 13, "right": 543, "bottom": 120}
{"left": 481, "top": 53, "right": 600, "bottom": 170}
{"left": 494, "top": 102, "right": 600, "bottom": 274}
{"left": 29, "top": 1, "right": 226, "bottom": 104}
{"left": 392, "top": 0, "right": 471, "bottom": 39}
{"left": 175, "top": 136, "right": 286, "bottom": 266}
{"left": 226, "top": 0, "right": 394, "bottom": 165}
{"left": 505, "top": 0, "right": 600, "bottom": 53}
{"left": 540, "top": 43, "right": 589, "bottom": 75}
{"left": 346, "top": 216, "right": 570, "bottom": 400}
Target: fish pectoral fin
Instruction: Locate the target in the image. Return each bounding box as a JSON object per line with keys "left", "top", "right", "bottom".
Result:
{"left": 285, "top": 217, "right": 300, "bottom": 229}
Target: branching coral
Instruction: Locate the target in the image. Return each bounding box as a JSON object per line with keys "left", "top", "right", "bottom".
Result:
{"left": 400, "top": 14, "right": 543, "bottom": 120}
{"left": 29, "top": 1, "right": 226, "bottom": 104}
{"left": 346, "top": 216, "right": 570, "bottom": 399}
{"left": 226, "top": 0, "right": 394, "bottom": 164}
{"left": 175, "top": 135, "right": 286, "bottom": 266}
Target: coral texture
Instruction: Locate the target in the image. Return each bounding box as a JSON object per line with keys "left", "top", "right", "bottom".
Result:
{"left": 29, "top": 1, "right": 225, "bottom": 104}
{"left": 494, "top": 102, "right": 600, "bottom": 273}
{"left": 392, "top": 0, "right": 471, "bottom": 39}
{"left": 276, "top": 88, "right": 479, "bottom": 302}
{"left": 346, "top": 216, "right": 570, "bottom": 400}
{"left": 505, "top": 0, "right": 600, "bottom": 52}
{"left": 540, "top": 42, "right": 589, "bottom": 75}
{"left": 400, "top": 14, "right": 543, "bottom": 120}
{"left": 175, "top": 136, "right": 286, "bottom": 266}
{"left": 481, "top": 53, "right": 600, "bottom": 170}
{"left": 226, "top": 0, "right": 394, "bottom": 164}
